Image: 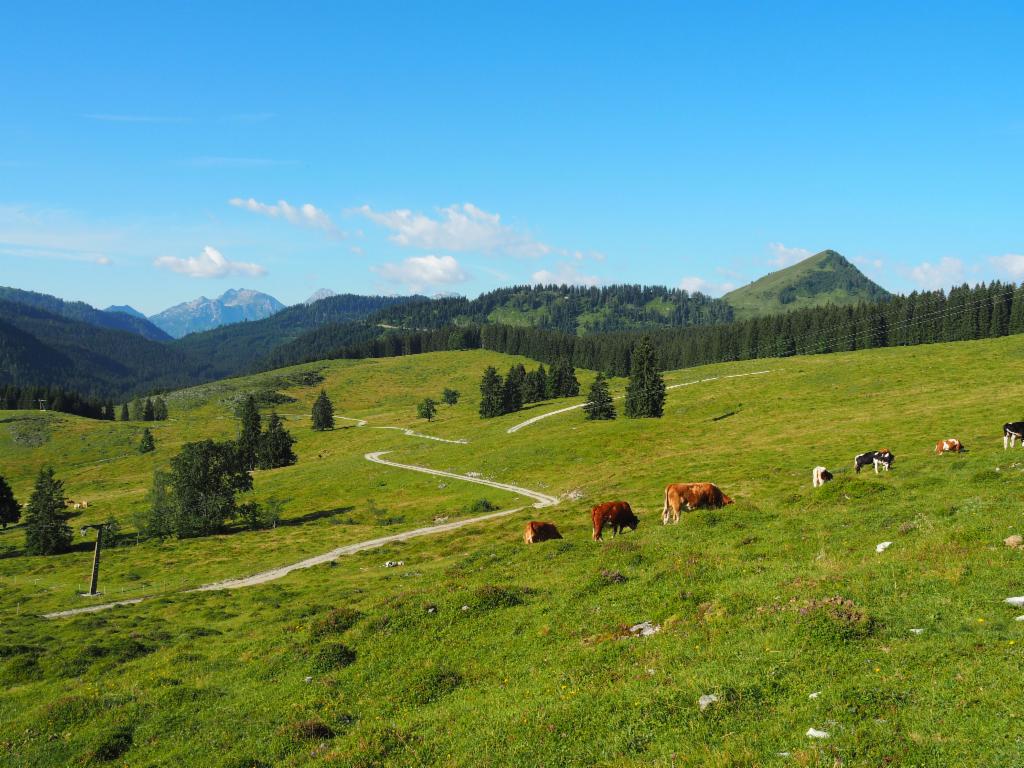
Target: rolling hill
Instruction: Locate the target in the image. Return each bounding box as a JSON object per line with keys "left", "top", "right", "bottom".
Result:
{"left": 0, "top": 286, "right": 171, "bottom": 341}
{"left": 1, "top": 336, "right": 1023, "bottom": 765}
{"left": 723, "top": 249, "right": 891, "bottom": 320}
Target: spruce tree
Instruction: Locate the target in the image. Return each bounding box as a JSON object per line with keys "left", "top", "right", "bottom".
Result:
{"left": 583, "top": 373, "right": 616, "bottom": 420}
{"left": 237, "top": 395, "right": 262, "bottom": 470}
{"left": 311, "top": 390, "right": 335, "bottom": 431}
{"left": 23, "top": 467, "right": 72, "bottom": 555}
{"left": 120, "top": 403, "right": 130, "bottom": 421}
{"left": 130, "top": 398, "right": 144, "bottom": 421}
{"left": 133, "top": 469, "right": 175, "bottom": 539}
{"left": 417, "top": 398, "right": 437, "bottom": 421}
{"left": 153, "top": 397, "right": 168, "bottom": 421}
{"left": 139, "top": 428, "right": 156, "bottom": 454}
{"left": 624, "top": 337, "right": 666, "bottom": 418}
{"left": 479, "top": 367, "right": 504, "bottom": 418}
{"left": 502, "top": 364, "right": 526, "bottom": 414}
{"left": 0, "top": 475, "right": 20, "bottom": 529}
{"left": 535, "top": 364, "right": 548, "bottom": 400}
{"left": 143, "top": 398, "right": 155, "bottom": 422}
{"left": 105, "top": 401, "right": 116, "bottom": 420}
{"left": 257, "top": 412, "right": 297, "bottom": 470}
{"left": 442, "top": 388, "right": 460, "bottom": 406}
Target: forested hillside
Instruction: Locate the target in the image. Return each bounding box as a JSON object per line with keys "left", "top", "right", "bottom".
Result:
{"left": 0, "top": 286, "right": 171, "bottom": 341}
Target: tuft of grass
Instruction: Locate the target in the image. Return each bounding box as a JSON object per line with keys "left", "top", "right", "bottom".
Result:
{"left": 310, "top": 642, "right": 356, "bottom": 673}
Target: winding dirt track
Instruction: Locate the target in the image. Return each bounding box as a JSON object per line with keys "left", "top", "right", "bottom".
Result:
{"left": 43, "top": 454, "right": 552, "bottom": 619}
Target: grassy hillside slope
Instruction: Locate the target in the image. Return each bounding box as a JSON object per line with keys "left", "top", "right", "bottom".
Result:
{"left": 2, "top": 339, "right": 1024, "bottom": 766}
{"left": 724, "top": 250, "right": 891, "bottom": 320}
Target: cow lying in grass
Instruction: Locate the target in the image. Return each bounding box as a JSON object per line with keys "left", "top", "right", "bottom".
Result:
{"left": 935, "top": 438, "right": 964, "bottom": 454}
{"left": 591, "top": 501, "right": 639, "bottom": 541}
{"left": 1004, "top": 422, "right": 1024, "bottom": 449}
{"left": 854, "top": 450, "right": 893, "bottom": 474}
{"left": 523, "top": 521, "right": 562, "bottom": 544}
{"left": 812, "top": 466, "right": 833, "bottom": 487}
{"left": 661, "top": 483, "right": 733, "bottom": 524}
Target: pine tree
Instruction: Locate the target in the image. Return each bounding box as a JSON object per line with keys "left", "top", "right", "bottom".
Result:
{"left": 153, "top": 397, "right": 168, "bottom": 421}
{"left": 139, "top": 428, "right": 156, "bottom": 454}
{"left": 130, "top": 398, "right": 144, "bottom": 421}
{"left": 133, "top": 469, "right": 175, "bottom": 539}
{"left": 23, "top": 467, "right": 72, "bottom": 555}
{"left": 502, "top": 364, "right": 526, "bottom": 414}
{"left": 104, "top": 401, "right": 116, "bottom": 420}
{"left": 311, "top": 390, "right": 335, "bottom": 431}
{"left": 237, "top": 395, "right": 262, "bottom": 470}
{"left": 0, "top": 475, "right": 20, "bottom": 529}
{"left": 120, "top": 403, "right": 130, "bottom": 421}
{"left": 417, "top": 398, "right": 437, "bottom": 421}
{"left": 143, "top": 398, "right": 155, "bottom": 422}
{"left": 625, "top": 337, "right": 666, "bottom": 418}
{"left": 583, "top": 373, "right": 616, "bottom": 420}
{"left": 169, "top": 440, "right": 253, "bottom": 537}
{"left": 257, "top": 412, "right": 297, "bottom": 470}
{"left": 479, "top": 367, "right": 504, "bottom": 418}
{"left": 442, "top": 388, "right": 460, "bottom": 406}
{"left": 549, "top": 359, "right": 580, "bottom": 398}
{"left": 535, "top": 364, "right": 548, "bottom": 400}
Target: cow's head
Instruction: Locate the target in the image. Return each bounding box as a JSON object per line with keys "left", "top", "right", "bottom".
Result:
{"left": 722, "top": 494, "right": 734, "bottom": 505}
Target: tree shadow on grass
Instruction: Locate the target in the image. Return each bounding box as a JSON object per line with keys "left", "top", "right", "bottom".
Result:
{"left": 279, "top": 506, "right": 356, "bottom": 527}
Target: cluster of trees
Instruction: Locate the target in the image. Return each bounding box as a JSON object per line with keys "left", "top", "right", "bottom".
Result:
{"left": 0, "top": 385, "right": 115, "bottom": 420}
{"left": 479, "top": 360, "right": 580, "bottom": 418}
{"left": 121, "top": 396, "right": 168, "bottom": 422}
{"left": 238, "top": 395, "right": 297, "bottom": 471}
{"left": 581, "top": 337, "right": 666, "bottom": 421}
{"left": 417, "top": 388, "right": 459, "bottom": 422}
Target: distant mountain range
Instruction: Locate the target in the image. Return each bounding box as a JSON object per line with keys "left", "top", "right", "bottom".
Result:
{"left": 147, "top": 288, "right": 286, "bottom": 338}
{"left": 0, "top": 251, "right": 901, "bottom": 399}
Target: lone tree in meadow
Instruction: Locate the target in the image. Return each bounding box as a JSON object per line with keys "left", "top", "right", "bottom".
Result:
{"left": 442, "top": 388, "right": 460, "bottom": 406}
{"left": 583, "top": 373, "right": 616, "bottom": 420}
{"left": 257, "top": 412, "right": 297, "bottom": 470}
{"left": 153, "top": 397, "right": 168, "bottom": 421}
{"left": 237, "top": 395, "right": 262, "bottom": 470}
{"left": 311, "top": 389, "right": 335, "bottom": 431}
{"left": 417, "top": 398, "right": 438, "bottom": 422}
{"left": 23, "top": 466, "right": 72, "bottom": 555}
{"left": 0, "top": 475, "right": 20, "bottom": 529}
{"left": 624, "top": 337, "right": 666, "bottom": 418}
{"left": 479, "top": 366, "right": 505, "bottom": 418}
{"left": 120, "top": 403, "right": 130, "bottom": 421}
{"left": 139, "top": 428, "right": 156, "bottom": 454}
{"left": 168, "top": 440, "right": 253, "bottom": 538}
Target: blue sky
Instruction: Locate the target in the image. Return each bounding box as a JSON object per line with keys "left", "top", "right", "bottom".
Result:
{"left": 2, "top": 1, "right": 1022, "bottom": 314}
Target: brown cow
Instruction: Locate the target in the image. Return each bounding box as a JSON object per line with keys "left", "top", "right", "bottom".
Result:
{"left": 591, "top": 501, "right": 639, "bottom": 541}
{"left": 523, "top": 521, "right": 563, "bottom": 544}
{"left": 935, "top": 438, "right": 964, "bottom": 454}
{"left": 662, "top": 483, "right": 733, "bottom": 524}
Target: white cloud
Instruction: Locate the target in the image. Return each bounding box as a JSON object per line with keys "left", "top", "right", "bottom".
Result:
{"left": 677, "top": 276, "right": 735, "bottom": 297}
{"left": 373, "top": 254, "right": 468, "bottom": 292}
{"left": 229, "top": 197, "right": 340, "bottom": 236}
{"left": 94, "top": 255, "right": 112, "bottom": 266}
{"left": 153, "top": 246, "right": 267, "bottom": 279}
{"left": 356, "top": 202, "right": 550, "bottom": 258}
{"left": 909, "top": 257, "right": 964, "bottom": 290}
{"left": 531, "top": 263, "right": 602, "bottom": 287}
{"left": 990, "top": 253, "right": 1024, "bottom": 279}
{"left": 768, "top": 242, "right": 813, "bottom": 268}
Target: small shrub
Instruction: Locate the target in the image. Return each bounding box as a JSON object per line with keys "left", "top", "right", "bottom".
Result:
{"left": 311, "top": 642, "right": 356, "bottom": 673}
{"left": 466, "top": 584, "right": 525, "bottom": 611}
{"left": 44, "top": 694, "right": 97, "bottom": 729}
{"left": 464, "top": 498, "right": 498, "bottom": 515}
{"left": 309, "top": 608, "right": 362, "bottom": 641}
{"left": 1, "top": 653, "right": 42, "bottom": 685}
{"left": 800, "top": 596, "right": 877, "bottom": 642}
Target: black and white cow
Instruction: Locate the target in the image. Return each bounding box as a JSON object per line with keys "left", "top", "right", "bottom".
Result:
{"left": 854, "top": 449, "right": 893, "bottom": 474}
{"left": 1004, "top": 422, "right": 1024, "bottom": 450}
{"left": 812, "top": 466, "right": 833, "bottom": 487}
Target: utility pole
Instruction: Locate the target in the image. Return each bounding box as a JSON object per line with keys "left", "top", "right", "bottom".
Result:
{"left": 37, "top": 399, "right": 46, "bottom": 411}
{"left": 80, "top": 523, "right": 109, "bottom": 596}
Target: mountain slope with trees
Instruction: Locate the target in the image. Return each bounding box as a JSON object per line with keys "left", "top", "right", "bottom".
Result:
{"left": 723, "top": 250, "right": 891, "bottom": 320}
{"left": 0, "top": 286, "right": 171, "bottom": 341}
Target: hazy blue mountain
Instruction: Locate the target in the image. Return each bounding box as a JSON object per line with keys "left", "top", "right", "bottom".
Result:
{"left": 0, "top": 286, "right": 171, "bottom": 341}
{"left": 104, "top": 304, "right": 147, "bottom": 319}
{"left": 150, "top": 288, "right": 285, "bottom": 338}
{"left": 304, "top": 288, "right": 337, "bottom": 305}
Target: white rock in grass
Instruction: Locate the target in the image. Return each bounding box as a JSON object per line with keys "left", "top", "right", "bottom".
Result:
{"left": 876, "top": 541, "right": 893, "bottom": 553}
{"left": 910, "top": 628, "right": 924, "bottom": 635}
{"left": 808, "top": 691, "right": 820, "bottom": 699}
{"left": 1004, "top": 596, "right": 1024, "bottom": 607}
{"left": 698, "top": 694, "right": 719, "bottom": 711}
{"left": 806, "top": 727, "right": 829, "bottom": 739}
{"left": 628, "top": 621, "right": 661, "bottom": 637}
{"left": 1015, "top": 615, "right": 1024, "bottom": 622}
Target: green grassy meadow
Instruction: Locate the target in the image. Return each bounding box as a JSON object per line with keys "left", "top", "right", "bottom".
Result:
{"left": 3, "top": 339, "right": 1024, "bottom": 766}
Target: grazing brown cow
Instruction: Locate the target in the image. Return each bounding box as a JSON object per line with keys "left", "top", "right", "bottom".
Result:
{"left": 591, "top": 501, "right": 639, "bottom": 541}
{"left": 662, "top": 483, "right": 733, "bottom": 524}
{"left": 935, "top": 438, "right": 964, "bottom": 454}
{"left": 523, "top": 521, "right": 563, "bottom": 544}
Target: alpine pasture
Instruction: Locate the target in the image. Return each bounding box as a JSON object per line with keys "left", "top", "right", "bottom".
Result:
{"left": 2, "top": 338, "right": 1024, "bottom": 766}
